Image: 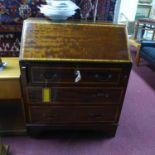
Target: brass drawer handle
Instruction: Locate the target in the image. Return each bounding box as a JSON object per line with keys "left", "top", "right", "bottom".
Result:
{"left": 93, "top": 93, "right": 110, "bottom": 98}
{"left": 42, "top": 72, "right": 58, "bottom": 80}
{"left": 97, "top": 93, "right": 109, "bottom": 98}
{"left": 43, "top": 113, "right": 56, "bottom": 119}
{"left": 89, "top": 113, "right": 104, "bottom": 119}
{"left": 94, "top": 73, "right": 112, "bottom": 81}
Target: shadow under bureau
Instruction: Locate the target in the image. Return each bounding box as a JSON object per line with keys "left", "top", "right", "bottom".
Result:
{"left": 19, "top": 18, "right": 132, "bottom": 136}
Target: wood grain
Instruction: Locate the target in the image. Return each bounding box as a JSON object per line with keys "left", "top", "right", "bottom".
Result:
{"left": 20, "top": 18, "right": 130, "bottom": 62}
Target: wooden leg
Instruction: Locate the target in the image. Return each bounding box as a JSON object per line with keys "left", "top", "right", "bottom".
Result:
{"left": 134, "top": 21, "right": 139, "bottom": 40}
{"left": 27, "top": 127, "right": 42, "bottom": 138}
{"left": 135, "top": 45, "right": 141, "bottom": 66}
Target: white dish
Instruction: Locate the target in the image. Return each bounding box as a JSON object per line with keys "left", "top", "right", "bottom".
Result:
{"left": 38, "top": 1, "right": 79, "bottom": 22}
{"left": 46, "top": 0, "right": 79, "bottom": 10}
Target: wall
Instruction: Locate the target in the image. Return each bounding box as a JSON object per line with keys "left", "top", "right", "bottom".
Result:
{"left": 118, "top": 0, "right": 139, "bottom": 22}
{"left": 117, "top": 0, "right": 155, "bottom": 23}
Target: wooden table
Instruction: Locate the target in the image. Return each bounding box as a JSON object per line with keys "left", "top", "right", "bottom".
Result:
{"left": 129, "top": 39, "right": 141, "bottom": 65}
{"left": 0, "top": 58, "right": 21, "bottom": 99}
{"left": 0, "top": 58, "right": 25, "bottom": 135}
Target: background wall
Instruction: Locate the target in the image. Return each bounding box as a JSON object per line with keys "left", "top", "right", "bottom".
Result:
{"left": 118, "top": 0, "right": 139, "bottom": 22}
{"left": 117, "top": 0, "right": 155, "bottom": 23}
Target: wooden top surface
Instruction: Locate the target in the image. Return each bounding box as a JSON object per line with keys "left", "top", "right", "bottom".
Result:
{"left": 20, "top": 18, "right": 131, "bottom": 62}
{"left": 0, "top": 58, "right": 20, "bottom": 79}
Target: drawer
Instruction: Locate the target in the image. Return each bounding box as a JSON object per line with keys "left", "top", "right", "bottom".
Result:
{"left": 27, "top": 87, "right": 123, "bottom": 104}
{"left": 29, "top": 105, "right": 119, "bottom": 124}
{"left": 29, "top": 66, "right": 122, "bottom": 85}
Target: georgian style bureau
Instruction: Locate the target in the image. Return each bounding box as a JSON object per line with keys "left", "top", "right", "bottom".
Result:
{"left": 19, "top": 18, "right": 132, "bottom": 136}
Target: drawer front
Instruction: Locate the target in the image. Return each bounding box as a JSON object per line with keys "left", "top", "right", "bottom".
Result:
{"left": 29, "top": 105, "right": 119, "bottom": 124}
{"left": 29, "top": 67, "right": 122, "bottom": 85}
{"left": 27, "top": 87, "right": 123, "bottom": 104}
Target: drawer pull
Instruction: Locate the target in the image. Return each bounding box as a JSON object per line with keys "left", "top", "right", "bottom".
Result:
{"left": 43, "top": 114, "right": 56, "bottom": 119}
{"left": 74, "top": 70, "right": 81, "bottom": 82}
{"left": 93, "top": 93, "right": 110, "bottom": 98}
{"left": 47, "top": 115, "right": 56, "bottom": 120}
{"left": 97, "top": 93, "right": 109, "bottom": 98}
{"left": 90, "top": 113, "right": 104, "bottom": 119}
{"left": 94, "top": 73, "right": 112, "bottom": 81}
{"left": 42, "top": 73, "right": 58, "bottom": 80}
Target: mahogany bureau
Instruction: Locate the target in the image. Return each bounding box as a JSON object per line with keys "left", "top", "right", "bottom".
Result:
{"left": 19, "top": 18, "right": 132, "bottom": 136}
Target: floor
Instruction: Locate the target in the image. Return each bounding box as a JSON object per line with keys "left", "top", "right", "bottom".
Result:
{"left": 2, "top": 50, "right": 155, "bottom": 155}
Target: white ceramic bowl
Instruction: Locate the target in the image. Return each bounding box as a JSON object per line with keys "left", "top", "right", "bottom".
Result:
{"left": 38, "top": 3, "right": 78, "bottom": 22}
{"left": 50, "top": 0, "right": 79, "bottom": 10}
